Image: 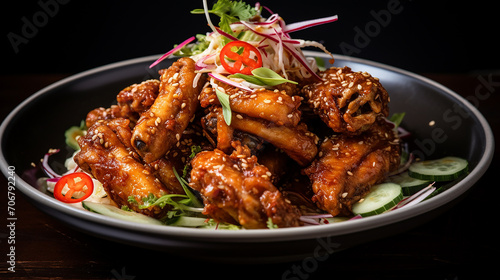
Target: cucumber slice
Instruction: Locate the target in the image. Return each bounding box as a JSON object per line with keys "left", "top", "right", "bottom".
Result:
{"left": 408, "top": 157, "right": 468, "bottom": 182}
{"left": 82, "top": 201, "right": 163, "bottom": 225}
{"left": 389, "top": 172, "right": 432, "bottom": 196}
{"left": 65, "top": 123, "right": 85, "bottom": 150}
{"left": 352, "top": 183, "right": 403, "bottom": 217}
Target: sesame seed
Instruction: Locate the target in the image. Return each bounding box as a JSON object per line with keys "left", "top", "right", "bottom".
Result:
{"left": 347, "top": 171, "right": 353, "bottom": 176}
{"left": 287, "top": 114, "right": 293, "bottom": 119}
{"left": 175, "top": 133, "right": 181, "bottom": 141}
{"left": 341, "top": 192, "right": 348, "bottom": 198}
{"left": 263, "top": 99, "right": 271, "bottom": 104}
{"left": 181, "top": 103, "right": 186, "bottom": 109}
{"left": 236, "top": 114, "right": 243, "bottom": 119}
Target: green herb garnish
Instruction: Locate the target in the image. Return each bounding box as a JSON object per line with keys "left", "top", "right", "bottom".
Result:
{"left": 230, "top": 67, "right": 298, "bottom": 86}
{"left": 215, "top": 87, "right": 232, "bottom": 126}
{"left": 191, "top": 0, "right": 258, "bottom": 35}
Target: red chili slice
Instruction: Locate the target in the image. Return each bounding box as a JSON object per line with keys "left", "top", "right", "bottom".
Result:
{"left": 219, "top": 41, "right": 263, "bottom": 75}
{"left": 53, "top": 172, "right": 94, "bottom": 203}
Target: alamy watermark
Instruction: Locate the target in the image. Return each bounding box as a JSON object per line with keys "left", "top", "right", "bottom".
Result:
{"left": 7, "top": 0, "right": 71, "bottom": 54}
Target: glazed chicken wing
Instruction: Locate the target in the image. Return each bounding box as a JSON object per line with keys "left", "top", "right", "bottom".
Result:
{"left": 301, "top": 66, "right": 389, "bottom": 134}
{"left": 201, "top": 106, "right": 318, "bottom": 166}
{"left": 190, "top": 141, "right": 302, "bottom": 229}
{"left": 131, "top": 57, "right": 206, "bottom": 163}
{"left": 230, "top": 113, "right": 318, "bottom": 166}
{"left": 85, "top": 79, "right": 160, "bottom": 128}
{"left": 200, "top": 84, "right": 302, "bottom": 127}
{"left": 303, "top": 117, "right": 401, "bottom": 216}
{"left": 74, "top": 118, "right": 171, "bottom": 218}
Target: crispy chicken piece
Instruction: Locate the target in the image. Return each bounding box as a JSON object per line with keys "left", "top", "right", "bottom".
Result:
{"left": 85, "top": 79, "right": 160, "bottom": 128}
{"left": 74, "top": 118, "right": 171, "bottom": 218}
{"left": 190, "top": 141, "right": 302, "bottom": 229}
{"left": 301, "top": 66, "right": 389, "bottom": 134}
{"left": 131, "top": 57, "right": 206, "bottom": 163}
{"left": 86, "top": 106, "right": 127, "bottom": 129}
{"left": 201, "top": 107, "right": 265, "bottom": 155}
{"left": 230, "top": 113, "right": 318, "bottom": 166}
{"left": 201, "top": 107, "right": 318, "bottom": 166}
{"left": 116, "top": 79, "right": 160, "bottom": 121}
{"left": 303, "top": 117, "right": 401, "bottom": 216}
{"left": 149, "top": 122, "right": 213, "bottom": 195}
{"left": 199, "top": 84, "right": 302, "bottom": 127}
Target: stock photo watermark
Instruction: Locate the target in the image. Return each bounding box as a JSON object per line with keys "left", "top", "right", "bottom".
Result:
{"left": 338, "top": 0, "right": 408, "bottom": 56}
{"left": 4, "top": 166, "right": 17, "bottom": 273}
{"left": 412, "top": 73, "right": 498, "bottom": 160}
{"left": 282, "top": 236, "right": 341, "bottom": 280}
{"left": 7, "top": 0, "right": 71, "bottom": 54}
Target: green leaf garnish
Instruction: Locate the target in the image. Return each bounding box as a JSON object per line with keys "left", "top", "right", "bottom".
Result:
{"left": 229, "top": 73, "right": 266, "bottom": 86}
{"left": 191, "top": 0, "right": 257, "bottom": 34}
{"left": 389, "top": 112, "right": 406, "bottom": 128}
{"left": 230, "top": 68, "right": 298, "bottom": 87}
{"left": 215, "top": 88, "right": 232, "bottom": 126}
{"left": 251, "top": 68, "right": 298, "bottom": 86}
{"left": 173, "top": 167, "right": 204, "bottom": 208}
{"left": 314, "top": 57, "right": 326, "bottom": 71}
{"left": 266, "top": 217, "right": 278, "bottom": 229}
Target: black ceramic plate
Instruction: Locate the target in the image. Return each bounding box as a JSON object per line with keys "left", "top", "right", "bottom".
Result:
{"left": 0, "top": 52, "right": 494, "bottom": 262}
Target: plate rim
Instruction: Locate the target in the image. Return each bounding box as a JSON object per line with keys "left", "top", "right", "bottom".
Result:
{"left": 0, "top": 51, "right": 494, "bottom": 243}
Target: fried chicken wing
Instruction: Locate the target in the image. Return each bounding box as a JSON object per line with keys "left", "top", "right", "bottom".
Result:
{"left": 301, "top": 66, "right": 389, "bottom": 134}
{"left": 201, "top": 106, "right": 265, "bottom": 154}
{"left": 190, "top": 141, "right": 302, "bottom": 229}
{"left": 230, "top": 113, "right": 319, "bottom": 166}
{"left": 149, "top": 122, "right": 213, "bottom": 195}
{"left": 200, "top": 84, "right": 302, "bottom": 127}
{"left": 201, "top": 106, "right": 317, "bottom": 166}
{"left": 132, "top": 57, "right": 206, "bottom": 163}
{"left": 74, "top": 118, "right": 171, "bottom": 218}
{"left": 116, "top": 79, "right": 160, "bottom": 119}
{"left": 85, "top": 79, "right": 160, "bottom": 128}
{"left": 303, "top": 117, "right": 401, "bottom": 216}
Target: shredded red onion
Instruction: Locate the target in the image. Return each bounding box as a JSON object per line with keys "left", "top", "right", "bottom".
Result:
{"left": 195, "top": 54, "right": 217, "bottom": 71}
{"left": 388, "top": 153, "right": 415, "bottom": 176}
{"left": 392, "top": 183, "right": 436, "bottom": 210}
{"left": 208, "top": 72, "right": 253, "bottom": 92}
{"left": 42, "top": 149, "right": 62, "bottom": 178}
{"left": 239, "top": 21, "right": 322, "bottom": 80}
{"left": 215, "top": 27, "right": 239, "bottom": 41}
{"left": 284, "top": 15, "right": 339, "bottom": 33}
{"left": 149, "top": 36, "right": 196, "bottom": 68}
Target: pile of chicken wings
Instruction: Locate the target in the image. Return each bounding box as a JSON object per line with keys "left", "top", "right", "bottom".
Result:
{"left": 74, "top": 57, "right": 400, "bottom": 229}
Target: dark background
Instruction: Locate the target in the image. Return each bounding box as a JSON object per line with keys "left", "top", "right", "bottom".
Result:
{"left": 1, "top": 1, "right": 499, "bottom": 279}
{"left": 2, "top": 0, "right": 498, "bottom": 75}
